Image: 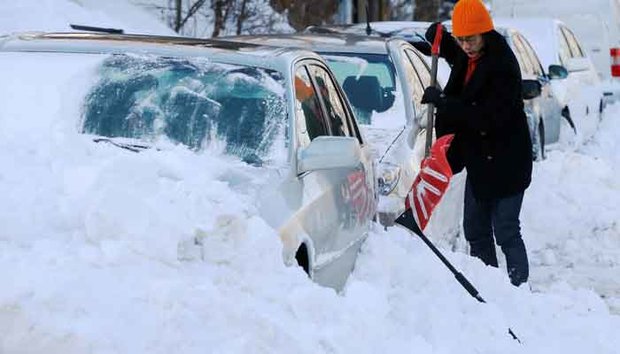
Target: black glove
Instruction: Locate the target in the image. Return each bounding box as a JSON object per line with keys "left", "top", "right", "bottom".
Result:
{"left": 425, "top": 22, "right": 442, "bottom": 43}
{"left": 421, "top": 86, "right": 445, "bottom": 107}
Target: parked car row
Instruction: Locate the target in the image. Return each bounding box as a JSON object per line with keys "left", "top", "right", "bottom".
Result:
{"left": 0, "top": 15, "right": 604, "bottom": 292}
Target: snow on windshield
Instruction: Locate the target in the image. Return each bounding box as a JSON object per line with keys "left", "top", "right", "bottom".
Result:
{"left": 81, "top": 53, "right": 287, "bottom": 166}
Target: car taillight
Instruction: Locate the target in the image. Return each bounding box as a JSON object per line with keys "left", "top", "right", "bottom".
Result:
{"left": 610, "top": 48, "right": 620, "bottom": 77}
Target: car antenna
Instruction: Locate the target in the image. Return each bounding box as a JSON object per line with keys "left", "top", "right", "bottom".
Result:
{"left": 69, "top": 24, "right": 124, "bottom": 34}
{"left": 365, "top": 4, "right": 372, "bottom": 35}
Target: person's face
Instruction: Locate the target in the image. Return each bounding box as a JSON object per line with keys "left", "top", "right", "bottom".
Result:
{"left": 455, "top": 34, "right": 484, "bottom": 59}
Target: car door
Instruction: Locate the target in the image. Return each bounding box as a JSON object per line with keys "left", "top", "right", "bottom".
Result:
{"left": 293, "top": 61, "right": 375, "bottom": 289}
{"left": 515, "top": 32, "right": 563, "bottom": 145}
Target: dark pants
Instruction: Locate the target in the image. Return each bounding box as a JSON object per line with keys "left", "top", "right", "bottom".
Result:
{"left": 463, "top": 179, "right": 529, "bottom": 286}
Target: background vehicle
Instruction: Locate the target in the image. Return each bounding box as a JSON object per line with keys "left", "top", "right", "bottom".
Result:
{"left": 0, "top": 32, "right": 377, "bottom": 291}
{"left": 221, "top": 32, "right": 465, "bottom": 244}
{"left": 493, "top": 22, "right": 566, "bottom": 159}
{"left": 490, "top": 0, "right": 620, "bottom": 82}
{"left": 492, "top": 17, "right": 605, "bottom": 141}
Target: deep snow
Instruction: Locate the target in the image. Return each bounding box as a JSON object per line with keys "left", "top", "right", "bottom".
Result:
{"left": 0, "top": 1, "right": 619, "bottom": 353}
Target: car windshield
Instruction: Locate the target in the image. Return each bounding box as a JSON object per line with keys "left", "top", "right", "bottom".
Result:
{"left": 320, "top": 52, "right": 404, "bottom": 129}
{"left": 82, "top": 54, "right": 288, "bottom": 166}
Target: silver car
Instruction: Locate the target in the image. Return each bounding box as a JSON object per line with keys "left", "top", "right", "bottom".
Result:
{"left": 0, "top": 32, "right": 377, "bottom": 291}
{"left": 221, "top": 33, "right": 464, "bottom": 238}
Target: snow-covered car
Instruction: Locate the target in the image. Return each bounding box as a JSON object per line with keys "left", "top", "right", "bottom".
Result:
{"left": 220, "top": 32, "right": 464, "bottom": 242}
{"left": 492, "top": 23, "right": 566, "bottom": 160}
{"left": 493, "top": 17, "right": 605, "bottom": 142}
{"left": 0, "top": 32, "right": 377, "bottom": 291}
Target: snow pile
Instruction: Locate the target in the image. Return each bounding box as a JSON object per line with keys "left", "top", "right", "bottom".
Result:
{"left": 0, "top": 1, "right": 619, "bottom": 353}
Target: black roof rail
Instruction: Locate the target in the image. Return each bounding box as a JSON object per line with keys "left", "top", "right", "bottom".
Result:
{"left": 69, "top": 24, "right": 124, "bottom": 34}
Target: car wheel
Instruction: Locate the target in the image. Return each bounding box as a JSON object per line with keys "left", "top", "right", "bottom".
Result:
{"left": 295, "top": 244, "right": 310, "bottom": 276}
{"left": 561, "top": 106, "right": 577, "bottom": 134}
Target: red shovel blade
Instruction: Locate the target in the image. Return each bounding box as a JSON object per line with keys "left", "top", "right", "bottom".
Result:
{"left": 404, "top": 134, "right": 454, "bottom": 231}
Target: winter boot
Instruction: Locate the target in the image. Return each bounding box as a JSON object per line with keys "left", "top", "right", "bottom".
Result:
{"left": 501, "top": 237, "right": 529, "bottom": 286}
{"left": 469, "top": 239, "right": 499, "bottom": 267}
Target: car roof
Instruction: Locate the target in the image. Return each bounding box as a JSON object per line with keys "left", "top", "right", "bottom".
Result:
{"left": 220, "top": 33, "right": 393, "bottom": 55}
{"left": 0, "top": 31, "right": 323, "bottom": 74}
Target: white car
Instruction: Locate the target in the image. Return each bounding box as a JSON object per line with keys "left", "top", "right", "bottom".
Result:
{"left": 0, "top": 32, "right": 377, "bottom": 291}
{"left": 221, "top": 33, "right": 465, "bottom": 244}
{"left": 492, "top": 22, "right": 566, "bottom": 159}
{"left": 493, "top": 17, "right": 605, "bottom": 142}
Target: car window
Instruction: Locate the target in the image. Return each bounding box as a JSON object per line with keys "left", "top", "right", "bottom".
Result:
{"left": 511, "top": 33, "right": 536, "bottom": 76}
{"left": 561, "top": 26, "right": 585, "bottom": 58}
{"left": 405, "top": 49, "right": 431, "bottom": 88}
{"left": 308, "top": 64, "right": 353, "bottom": 138}
{"left": 517, "top": 33, "right": 544, "bottom": 76}
{"left": 321, "top": 52, "right": 405, "bottom": 129}
{"left": 294, "top": 66, "right": 329, "bottom": 148}
{"left": 556, "top": 26, "right": 572, "bottom": 65}
{"left": 402, "top": 48, "right": 427, "bottom": 119}
{"left": 82, "top": 54, "right": 287, "bottom": 166}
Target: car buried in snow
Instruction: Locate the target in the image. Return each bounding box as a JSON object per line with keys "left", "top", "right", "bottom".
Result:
{"left": 0, "top": 32, "right": 377, "bottom": 291}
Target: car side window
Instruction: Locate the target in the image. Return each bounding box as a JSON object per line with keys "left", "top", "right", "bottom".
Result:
{"left": 511, "top": 34, "right": 535, "bottom": 76}
{"left": 402, "top": 49, "right": 427, "bottom": 119}
{"left": 562, "top": 27, "right": 585, "bottom": 58}
{"left": 294, "top": 66, "right": 329, "bottom": 148}
{"left": 557, "top": 27, "right": 572, "bottom": 65}
{"left": 405, "top": 49, "right": 432, "bottom": 88}
{"left": 307, "top": 64, "right": 352, "bottom": 138}
{"left": 517, "top": 34, "right": 545, "bottom": 76}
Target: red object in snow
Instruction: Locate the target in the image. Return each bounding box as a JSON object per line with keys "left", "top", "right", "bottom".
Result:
{"left": 611, "top": 48, "right": 620, "bottom": 77}
{"left": 404, "top": 134, "right": 454, "bottom": 231}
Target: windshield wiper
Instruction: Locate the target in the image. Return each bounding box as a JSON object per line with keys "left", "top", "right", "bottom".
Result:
{"left": 93, "top": 137, "right": 150, "bottom": 153}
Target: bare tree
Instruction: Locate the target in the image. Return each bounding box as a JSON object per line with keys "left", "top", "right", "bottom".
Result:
{"left": 390, "top": 0, "right": 414, "bottom": 20}
{"left": 414, "top": 0, "right": 440, "bottom": 21}
{"left": 270, "top": 0, "right": 338, "bottom": 31}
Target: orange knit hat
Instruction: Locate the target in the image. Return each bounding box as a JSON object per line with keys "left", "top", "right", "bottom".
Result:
{"left": 452, "top": 0, "right": 494, "bottom": 37}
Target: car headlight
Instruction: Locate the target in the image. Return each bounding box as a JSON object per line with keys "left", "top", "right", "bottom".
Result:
{"left": 377, "top": 162, "right": 401, "bottom": 196}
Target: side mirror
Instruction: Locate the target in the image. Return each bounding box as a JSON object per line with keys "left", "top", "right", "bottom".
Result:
{"left": 297, "top": 136, "right": 361, "bottom": 174}
{"left": 548, "top": 64, "right": 569, "bottom": 79}
{"left": 522, "top": 79, "right": 542, "bottom": 100}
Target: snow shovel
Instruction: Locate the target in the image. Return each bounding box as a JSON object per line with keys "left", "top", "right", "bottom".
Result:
{"left": 393, "top": 134, "right": 520, "bottom": 342}
{"left": 424, "top": 23, "right": 444, "bottom": 157}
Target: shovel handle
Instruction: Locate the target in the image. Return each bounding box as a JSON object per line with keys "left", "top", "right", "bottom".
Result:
{"left": 424, "top": 24, "right": 444, "bottom": 157}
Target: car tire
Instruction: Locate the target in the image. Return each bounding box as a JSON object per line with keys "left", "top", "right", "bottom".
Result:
{"left": 561, "top": 106, "right": 577, "bottom": 134}
{"left": 295, "top": 244, "right": 310, "bottom": 276}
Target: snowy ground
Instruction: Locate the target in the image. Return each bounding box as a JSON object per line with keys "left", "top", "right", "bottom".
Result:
{"left": 1, "top": 1, "right": 619, "bottom": 353}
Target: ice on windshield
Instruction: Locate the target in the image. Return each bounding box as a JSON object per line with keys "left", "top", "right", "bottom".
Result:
{"left": 82, "top": 54, "right": 288, "bottom": 166}
{"left": 321, "top": 52, "right": 405, "bottom": 130}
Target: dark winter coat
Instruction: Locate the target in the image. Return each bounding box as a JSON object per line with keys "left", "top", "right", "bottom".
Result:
{"left": 431, "top": 29, "right": 532, "bottom": 200}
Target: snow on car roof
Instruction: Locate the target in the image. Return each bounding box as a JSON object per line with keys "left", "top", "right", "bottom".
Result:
{"left": 221, "top": 33, "right": 392, "bottom": 55}
{"left": 0, "top": 31, "right": 319, "bottom": 74}
{"left": 492, "top": 17, "right": 560, "bottom": 68}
